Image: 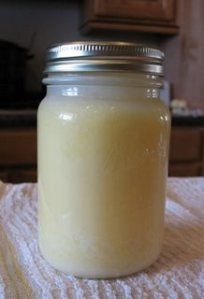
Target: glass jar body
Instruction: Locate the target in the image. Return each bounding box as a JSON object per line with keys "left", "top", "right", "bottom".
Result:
{"left": 38, "top": 73, "right": 170, "bottom": 278}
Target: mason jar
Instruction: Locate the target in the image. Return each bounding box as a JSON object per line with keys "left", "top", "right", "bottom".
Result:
{"left": 38, "top": 42, "right": 170, "bottom": 279}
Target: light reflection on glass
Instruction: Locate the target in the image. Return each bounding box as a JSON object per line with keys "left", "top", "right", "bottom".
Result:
{"left": 160, "top": 115, "right": 169, "bottom": 122}
{"left": 152, "top": 89, "right": 158, "bottom": 98}
{"left": 62, "top": 87, "right": 78, "bottom": 96}
{"left": 164, "top": 115, "right": 169, "bottom": 121}
{"left": 146, "top": 88, "right": 159, "bottom": 98}
{"left": 59, "top": 113, "right": 73, "bottom": 121}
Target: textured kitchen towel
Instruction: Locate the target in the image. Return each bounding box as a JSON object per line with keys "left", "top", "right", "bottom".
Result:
{"left": 0, "top": 178, "right": 203, "bottom": 299}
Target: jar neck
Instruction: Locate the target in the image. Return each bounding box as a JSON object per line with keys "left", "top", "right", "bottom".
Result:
{"left": 45, "top": 73, "right": 162, "bottom": 99}
{"left": 46, "top": 85, "right": 160, "bottom": 99}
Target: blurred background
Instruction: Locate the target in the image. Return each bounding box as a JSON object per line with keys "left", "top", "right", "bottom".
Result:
{"left": 0, "top": 0, "right": 203, "bottom": 182}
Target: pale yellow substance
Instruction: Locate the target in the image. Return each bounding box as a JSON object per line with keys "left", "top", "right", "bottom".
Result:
{"left": 38, "top": 85, "right": 170, "bottom": 278}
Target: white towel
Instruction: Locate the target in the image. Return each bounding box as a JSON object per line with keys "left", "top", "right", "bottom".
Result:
{"left": 0, "top": 178, "right": 203, "bottom": 298}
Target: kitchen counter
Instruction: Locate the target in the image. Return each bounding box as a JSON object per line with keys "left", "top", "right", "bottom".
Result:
{"left": 1, "top": 109, "right": 204, "bottom": 127}
{"left": 0, "top": 109, "right": 37, "bottom": 127}
{"left": 172, "top": 115, "right": 204, "bottom": 126}
{"left": 0, "top": 109, "right": 204, "bottom": 181}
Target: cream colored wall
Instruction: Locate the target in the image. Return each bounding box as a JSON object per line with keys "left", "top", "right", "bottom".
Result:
{"left": 0, "top": 0, "right": 159, "bottom": 93}
{"left": 0, "top": 1, "right": 81, "bottom": 92}
{"left": 163, "top": 0, "right": 204, "bottom": 106}
{"left": 1, "top": 1, "right": 203, "bottom": 104}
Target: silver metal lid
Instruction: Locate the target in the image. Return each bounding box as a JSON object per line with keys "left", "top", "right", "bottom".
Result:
{"left": 45, "top": 41, "right": 164, "bottom": 75}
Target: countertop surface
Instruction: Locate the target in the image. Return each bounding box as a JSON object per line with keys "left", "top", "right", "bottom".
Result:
{"left": 171, "top": 115, "right": 204, "bottom": 126}
{"left": 0, "top": 178, "right": 203, "bottom": 298}
{"left": 0, "top": 109, "right": 37, "bottom": 127}
{"left": 1, "top": 109, "right": 204, "bottom": 127}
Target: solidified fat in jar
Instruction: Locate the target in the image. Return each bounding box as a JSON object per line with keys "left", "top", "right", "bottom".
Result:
{"left": 38, "top": 90, "right": 170, "bottom": 278}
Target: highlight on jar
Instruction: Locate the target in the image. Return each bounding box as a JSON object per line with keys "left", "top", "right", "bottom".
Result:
{"left": 37, "top": 41, "right": 170, "bottom": 279}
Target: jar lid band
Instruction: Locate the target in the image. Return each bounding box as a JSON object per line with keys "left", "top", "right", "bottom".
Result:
{"left": 45, "top": 41, "right": 164, "bottom": 76}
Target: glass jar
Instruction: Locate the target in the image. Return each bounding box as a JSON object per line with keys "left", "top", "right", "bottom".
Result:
{"left": 38, "top": 42, "right": 170, "bottom": 279}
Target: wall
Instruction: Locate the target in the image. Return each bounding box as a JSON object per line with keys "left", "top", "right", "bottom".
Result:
{"left": 0, "top": 0, "right": 81, "bottom": 92}
{"left": 1, "top": 1, "right": 203, "bottom": 105}
{"left": 0, "top": 0, "right": 160, "bottom": 93}
{"left": 163, "top": 0, "right": 204, "bottom": 106}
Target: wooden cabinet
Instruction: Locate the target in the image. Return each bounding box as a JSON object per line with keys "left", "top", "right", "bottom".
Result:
{"left": 0, "top": 128, "right": 37, "bottom": 183}
{"left": 0, "top": 129, "right": 37, "bottom": 166}
{"left": 169, "top": 127, "right": 204, "bottom": 177}
{"left": 170, "top": 128, "right": 202, "bottom": 162}
{"left": 169, "top": 163, "right": 202, "bottom": 177}
{"left": 81, "top": 0, "right": 178, "bottom": 34}
{"left": 0, "top": 125, "right": 204, "bottom": 183}
{"left": 93, "top": 0, "right": 175, "bottom": 21}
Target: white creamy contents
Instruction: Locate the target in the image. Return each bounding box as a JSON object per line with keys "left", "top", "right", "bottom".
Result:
{"left": 38, "top": 85, "right": 170, "bottom": 278}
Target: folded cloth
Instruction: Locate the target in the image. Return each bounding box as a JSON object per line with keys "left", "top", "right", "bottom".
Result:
{"left": 0, "top": 178, "right": 203, "bottom": 299}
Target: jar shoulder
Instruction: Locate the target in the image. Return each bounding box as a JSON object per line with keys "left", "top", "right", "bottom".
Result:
{"left": 38, "top": 95, "right": 170, "bottom": 125}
